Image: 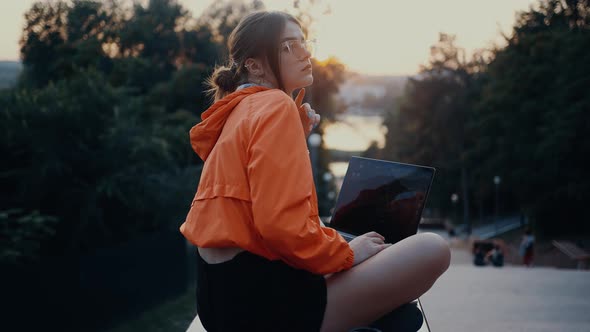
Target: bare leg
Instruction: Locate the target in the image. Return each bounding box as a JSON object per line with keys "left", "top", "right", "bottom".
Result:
{"left": 320, "top": 232, "right": 450, "bottom": 332}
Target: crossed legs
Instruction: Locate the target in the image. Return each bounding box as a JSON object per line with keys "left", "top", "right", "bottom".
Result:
{"left": 320, "top": 232, "right": 450, "bottom": 332}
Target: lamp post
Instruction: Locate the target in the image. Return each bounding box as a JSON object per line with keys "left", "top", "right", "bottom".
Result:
{"left": 308, "top": 133, "right": 322, "bottom": 184}
{"left": 322, "top": 172, "right": 334, "bottom": 212}
{"left": 451, "top": 193, "right": 459, "bottom": 226}
{"left": 494, "top": 175, "right": 501, "bottom": 235}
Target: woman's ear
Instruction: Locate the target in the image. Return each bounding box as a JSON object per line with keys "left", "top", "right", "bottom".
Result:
{"left": 245, "top": 58, "right": 265, "bottom": 76}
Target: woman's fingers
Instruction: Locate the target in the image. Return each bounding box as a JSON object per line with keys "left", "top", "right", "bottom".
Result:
{"left": 349, "top": 233, "right": 392, "bottom": 266}
{"left": 295, "top": 88, "right": 305, "bottom": 108}
{"left": 380, "top": 243, "right": 393, "bottom": 250}
{"left": 364, "top": 231, "right": 385, "bottom": 241}
{"left": 302, "top": 103, "right": 313, "bottom": 117}
{"left": 370, "top": 237, "right": 384, "bottom": 245}
{"left": 301, "top": 103, "right": 320, "bottom": 130}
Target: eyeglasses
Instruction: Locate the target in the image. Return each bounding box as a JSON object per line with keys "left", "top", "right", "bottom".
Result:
{"left": 279, "top": 39, "right": 316, "bottom": 59}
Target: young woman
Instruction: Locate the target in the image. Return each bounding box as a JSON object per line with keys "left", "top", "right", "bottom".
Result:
{"left": 180, "top": 11, "right": 450, "bottom": 332}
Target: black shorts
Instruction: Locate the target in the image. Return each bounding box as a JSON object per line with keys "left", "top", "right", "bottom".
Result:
{"left": 196, "top": 250, "right": 327, "bottom": 332}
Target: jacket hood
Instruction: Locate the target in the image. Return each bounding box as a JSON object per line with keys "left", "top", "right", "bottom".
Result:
{"left": 190, "top": 86, "right": 272, "bottom": 161}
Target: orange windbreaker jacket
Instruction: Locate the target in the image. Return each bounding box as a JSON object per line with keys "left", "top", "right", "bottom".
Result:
{"left": 180, "top": 86, "right": 354, "bottom": 275}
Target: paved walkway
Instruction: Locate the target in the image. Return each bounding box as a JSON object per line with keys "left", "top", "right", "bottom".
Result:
{"left": 187, "top": 247, "right": 590, "bottom": 332}
{"left": 421, "top": 262, "right": 590, "bottom": 332}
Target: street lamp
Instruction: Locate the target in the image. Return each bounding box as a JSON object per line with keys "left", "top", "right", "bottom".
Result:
{"left": 308, "top": 133, "right": 322, "bottom": 184}
{"left": 493, "top": 175, "right": 501, "bottom": 235}
{"left": 451, "top": 193, "right": 459, "bottom": 226}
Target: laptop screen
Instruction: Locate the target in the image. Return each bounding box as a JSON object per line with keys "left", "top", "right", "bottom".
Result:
{"left": 330, "top": 157, "right": 435, "bottom": 244}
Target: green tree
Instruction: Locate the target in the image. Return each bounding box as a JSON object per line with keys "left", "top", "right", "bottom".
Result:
{"left": 197, "top": 0, "right": 265, "bottom": 57}
{"left": 1, "top": 68, "right": 201, "bottom": 260}
{"left": 382, "top": 33, "right": 482, "bottom": 223}
{"left": 308, "top": 57, "right": 348, "bottom": 121}
{"left": 19, "top": 0, "right": 220, "bottom": 96}
{"left": 115, "top": 0, "right": 186, "bottom": 89}
{"left": 470, "top": 0, "right": 590, "bottom": 234}
{"left": 19, "top": 1, "right": 72, "bottom": 87}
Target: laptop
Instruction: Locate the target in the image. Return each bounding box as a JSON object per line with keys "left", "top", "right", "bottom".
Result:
{"left": 328, "top": 157, "right": 436, "bottom": 332}
{"left": 328, "top": 156, "right": 436, "bottom": 244}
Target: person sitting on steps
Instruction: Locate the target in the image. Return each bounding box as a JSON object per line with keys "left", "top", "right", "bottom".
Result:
{"left": 180, "top": 10, "right": 451, "bottom": 332}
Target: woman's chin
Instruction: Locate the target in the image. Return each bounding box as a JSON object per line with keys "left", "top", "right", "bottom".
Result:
{"left": 287, "top": 75, "right": 314, "bottom": 92}
{"left": 299, "top": 75, "right": 314, "bottom": 87}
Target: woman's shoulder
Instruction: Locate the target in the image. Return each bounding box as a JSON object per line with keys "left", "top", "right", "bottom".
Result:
{"left": 246, "top": 89, "right": 296, "bottom": 116}
{"left": 251, "top": 88, "right": 291, "bottom": 100}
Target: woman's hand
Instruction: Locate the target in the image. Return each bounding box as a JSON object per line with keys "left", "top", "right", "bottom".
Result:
{"left": 294, "top": 88, "right": 320, "bottom": 137}
{"left": 349, "top": 231, "right": 392, "bottom": 266}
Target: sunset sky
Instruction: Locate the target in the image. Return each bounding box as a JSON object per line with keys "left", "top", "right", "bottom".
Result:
{"left": 0, "top": 0, "right": 537, "bottom": 75}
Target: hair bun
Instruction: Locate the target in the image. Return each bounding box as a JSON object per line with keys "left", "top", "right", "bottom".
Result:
{"left": 212, "top": 66, "right": 238, "bottom": 93}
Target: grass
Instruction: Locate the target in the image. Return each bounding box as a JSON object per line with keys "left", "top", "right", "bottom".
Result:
{"left": 106, "top": 287, "right": 197, "bottom": 332}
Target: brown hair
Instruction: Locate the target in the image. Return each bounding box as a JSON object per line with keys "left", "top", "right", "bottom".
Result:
{"left": 206, "top": 11, "right": 302, "bottom": 101}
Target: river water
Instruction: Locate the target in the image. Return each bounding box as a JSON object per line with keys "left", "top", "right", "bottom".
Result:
{"left": 323, "top": 114, "right": 386, "bottom": 178}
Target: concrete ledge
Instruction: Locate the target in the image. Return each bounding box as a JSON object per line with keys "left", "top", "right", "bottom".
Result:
{"left": 186, "top": 315, "right": 206, "bottom": 332}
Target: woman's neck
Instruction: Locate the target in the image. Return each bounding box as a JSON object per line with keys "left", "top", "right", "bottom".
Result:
{"left": 246, "top": 73, "right": 277, "bottom": 90}
{"left": 240, "top": 79, "right": 294, "bottom": 96}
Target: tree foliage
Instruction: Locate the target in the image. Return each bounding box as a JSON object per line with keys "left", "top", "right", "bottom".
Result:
{"left": 381, "top": 0, "right": 590, "bottom": 235}
{"left": 470, "top": 0, "right": 590, "bottom": 234}
{"left": 2, "top": 0, "right": 347, "bottom": 262}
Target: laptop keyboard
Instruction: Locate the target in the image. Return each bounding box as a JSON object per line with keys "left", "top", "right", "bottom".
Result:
{"left": 337, "top": 230, "right": 356, "bottom": 242}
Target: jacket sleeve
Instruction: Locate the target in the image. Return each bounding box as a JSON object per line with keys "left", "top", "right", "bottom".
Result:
{"left": 247, "top": 94, "right": 354, "bottom": 275}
